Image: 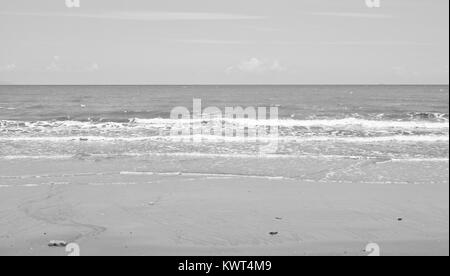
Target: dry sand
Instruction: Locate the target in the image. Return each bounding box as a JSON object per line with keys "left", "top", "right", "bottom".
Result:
{"left": 0, "top": 158, "right": 448, "bottom": 256}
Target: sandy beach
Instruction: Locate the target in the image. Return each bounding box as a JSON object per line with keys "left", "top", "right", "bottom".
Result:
{"left": 0, "top": 157, "right": 448, "bottom": 256}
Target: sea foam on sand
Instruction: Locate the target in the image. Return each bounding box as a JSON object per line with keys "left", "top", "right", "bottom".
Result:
{"left": 0, "top": 157, "right": 448, "bottom": 256}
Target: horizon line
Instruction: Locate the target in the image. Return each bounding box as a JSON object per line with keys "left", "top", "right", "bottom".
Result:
{"left": 0, "top": 84, "right": 449, "bottom": 87}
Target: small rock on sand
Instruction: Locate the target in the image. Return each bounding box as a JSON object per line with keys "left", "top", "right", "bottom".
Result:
{"left": 269, "top": 232, "right": 279, "bottom": 236}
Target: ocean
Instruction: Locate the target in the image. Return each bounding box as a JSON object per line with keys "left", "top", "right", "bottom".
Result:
{"left": 0, "top": 85, "right": 448, "bottom": 158}
{"left": 0, "top": 85, "right": 448, "bottom": 181}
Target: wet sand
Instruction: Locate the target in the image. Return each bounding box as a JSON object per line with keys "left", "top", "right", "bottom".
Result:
{"left": 0, "top": 158, "right": 448, "bottom": 256}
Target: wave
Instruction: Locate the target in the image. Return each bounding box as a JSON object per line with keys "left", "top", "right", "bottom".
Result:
{"left": 0, "top": 134, "right": 448, "bottom": 143}
{"left": 1, "top": 117, "right": 448, "bottom": 130}
{"left": 391, "top": 158, "right": 449, "bottom": 163}
{"left": 1, "top": 118, "right": 447, "bottom": 151}
{"left": 120, "top": 171, "right": 292, "bottom": 180}
{"left": 407, "top": 112, "right": 448, "bottom": 121}
{"left": 133, "top": 117, "right": 449, "bottom": 129}
{"left": 2, "top": 152, "right": 447, "bottom": 162}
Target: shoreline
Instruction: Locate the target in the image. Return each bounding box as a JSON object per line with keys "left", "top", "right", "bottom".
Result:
{"left": 0, "top": 158, "right": 448, "bottom": 256}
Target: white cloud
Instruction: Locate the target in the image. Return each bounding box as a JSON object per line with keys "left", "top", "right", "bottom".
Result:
{"left": 179, "top": 39, "right": 251, "bottom": 45}
{"left": 86, "top": 62, "right": 100, "bottom": 72}
{"left": 46, "top": 56, "right": 62, "bottom": 72}
{"left": 226, "top": 58, "right": 287, "bottom": 74}
{"left": 0, "top": 64, "right": 17, "bottom": 72}
{"left": 392, "top": 66, "right": 420, "bottom": 78}
{"left": 0, "top": 11, "right": 265, "bottom": 21}
{"left": 180, "top": 40, "right": 432, "bottom": 47}
{"left": 309, "top": 12, "right": 393, "bottom": 19}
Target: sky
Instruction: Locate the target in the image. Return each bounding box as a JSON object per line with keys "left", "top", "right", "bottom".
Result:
{"left": 0, "top": 0, "right": 448, "bottom": 84}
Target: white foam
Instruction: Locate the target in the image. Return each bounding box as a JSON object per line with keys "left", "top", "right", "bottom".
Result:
{"left": 1, "top": 117, "right": 448, "bottom": 131}
{"left": 0, "top": 155, "right": 73, "bottom": 160}
{"left": 0, "top": 134, "right": 448, "bottom": 143}
{"left": 284, "top": 135, "right": 450, "bottom": 143}
{"left": 88, "top": 182, "right": 137, "bottom": 186}
{"left": 120, "top": 171, "right": 155, "bottom": 176}
{"left": 119, "top": 171, "right": 292, "bottom": 180}
{"left": 1, "top": 152, "right": 447, "bottom": 162}
{"left": 135, "top": 117, "right": 449, "bottom": 129}
{"left": 391, "top": 158, "right": 449, "bottom": 163}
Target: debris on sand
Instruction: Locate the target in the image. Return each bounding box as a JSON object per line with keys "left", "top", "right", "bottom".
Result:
{"left": 48, "top": 240, "right": 68, "bottom": 247}
{"left": 275, "top": 217, "right": 283, "bottom": 220}
{"left": 269, "top": 232, "right": 279, "bottom": 236}
{"left": 397, "top": 218, "right": 403, "bottom": 222}
{"left": 79, "top": 138, "right": 89, "bottom": 142}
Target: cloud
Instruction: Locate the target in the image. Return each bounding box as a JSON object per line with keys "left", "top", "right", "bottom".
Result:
{"left": 86, "top": 62, "right": 100, "bottom": 72}
{"left": 0, "top": 11, "right": 265, "bottom": 21}
{"left": 0, "top": 64, "right": 17, "bottom": 72}
{"left": 179, "top": 39, "right": 433, "bottom": 47}
{"left": 226, "top": 58, "right": 287, "bottom": 74}
{"left": 309, "top": 12, "right": 393, "bottom": 19}
{"left": 314, "top": 41, "right": 434, "bottom": 46}
{"left": 179, "top": 39, "right": 251, "bottom": 45}
{"left": 43, "top": 58, "right": 100, "bottom": 73}
{"left": 392, "top": 66, "right": 420, "bottom": 78}
{"left": 45, "top": 56, "right": 62, "bottom": 72}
